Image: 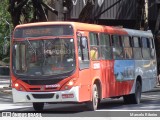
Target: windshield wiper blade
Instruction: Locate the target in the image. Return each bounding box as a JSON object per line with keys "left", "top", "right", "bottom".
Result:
{"left": 25, "top": 38, "right": 36, "bottom": 55}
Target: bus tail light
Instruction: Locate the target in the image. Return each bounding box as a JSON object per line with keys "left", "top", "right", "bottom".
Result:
{"left": 61, "top": 78, "right": 77, "bottom": 90}
{"left": 13, "top": 82, "right": 26, "bottom": 91}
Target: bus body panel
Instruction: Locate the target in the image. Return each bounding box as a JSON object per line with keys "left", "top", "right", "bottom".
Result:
{"left": 12, "top": 86, "right": 80, "bottom": 103}
{"left": 100, "top": 60, "right": 114, "bottom": 98}
{"left": 78, "top": 69, "right": 91, "bottom": 102}
{"left": 113, "top": 60, "right": 135, "bottom": 96}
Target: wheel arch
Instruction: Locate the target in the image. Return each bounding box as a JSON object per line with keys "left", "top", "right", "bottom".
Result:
{"left": 136, "top": 75, "right": 142, "bottom": 86}
{"left": 92, "top": 78, "right": 102, "bottom": 100}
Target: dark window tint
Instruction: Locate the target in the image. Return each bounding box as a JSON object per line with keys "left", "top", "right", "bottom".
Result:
{"left": 100, "top": 34, "right": 110, "bottom": 45}
{"left": 89, "top": 33, "right": 99, "bottom": 45}
{"left": 112, "top": 35, "right": 122, "bottom": 47}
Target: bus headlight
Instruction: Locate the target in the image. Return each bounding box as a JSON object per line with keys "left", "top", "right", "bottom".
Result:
{"left": 67, "top": 80, "right": 74, "bottom": 86}
{"left": 13, "top": 82, "right": 26, "bottom": 91}
{"left": 61, "top": 78, "right": 77, "bottom": 90}
{"left": 15, "top": 83, "right": 19, "bottom": 87}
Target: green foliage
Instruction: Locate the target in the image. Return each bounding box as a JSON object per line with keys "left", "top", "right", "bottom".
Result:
{"left": 0, "top": 0, "right": 12, "bottom": 65}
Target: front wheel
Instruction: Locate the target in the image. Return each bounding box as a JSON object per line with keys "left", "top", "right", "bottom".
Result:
{"left": 33, "top": 102, "right": 44, "bottom": 111}
{"left": 86, "top": 84, "right": 99, "bottom": 111}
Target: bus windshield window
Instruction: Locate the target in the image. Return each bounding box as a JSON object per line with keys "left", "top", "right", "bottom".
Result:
{"left": 13, "top": 38, "right": 75, "bottom": 76}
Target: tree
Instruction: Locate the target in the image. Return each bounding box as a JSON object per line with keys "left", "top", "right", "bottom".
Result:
{"left": 8, "top": 0, "right": 61, "bottom": 27}
{"left": 0, "top": 0, "right": 12, "bottom": 65}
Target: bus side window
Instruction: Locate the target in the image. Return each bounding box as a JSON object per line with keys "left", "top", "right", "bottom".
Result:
{"left": 133, "top": 37, "right": 142, "bottom": 59}
{"left": 122, "top": 36, "right": 133, "bottom": 59}
{"left": 141, "top": 37, "right": 151, "bottom": 59}
{"left": 112, "top": 35, "right": 124, "bottom": 59}
{"left": 78, "top": 36, "right": 90, "bottom": 70}
{"left": 149, "top": 38, "right": 155, "bottom": 58}
{"left": 99, "top": 33, "right": 112, "bottom": 59}
{"left": 89, "top": 32, "right": 100, "bottom": 60}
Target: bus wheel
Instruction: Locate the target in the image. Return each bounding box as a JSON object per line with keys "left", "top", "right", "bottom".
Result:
{"left": 33, "top": 102, "right": 44, "bottom": 111}
{"left": 123, "top": 81, "right": 142, "bottom": 104}
{"left": 86, "top": 84, "right": 99, "bottom": 111}
{"left": 132, "top": 80, "right": 142, "bottom": 104}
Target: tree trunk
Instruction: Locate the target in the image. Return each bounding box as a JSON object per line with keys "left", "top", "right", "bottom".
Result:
{"left": 48, "top": 0, "right": 64, "bottom": 21}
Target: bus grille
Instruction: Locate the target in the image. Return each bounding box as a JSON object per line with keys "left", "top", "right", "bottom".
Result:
{"left": 32, "top": 94, "right": 55, "bottom": 99}
{"left": 22, "top": 79, "right": 61, "bottom": 85}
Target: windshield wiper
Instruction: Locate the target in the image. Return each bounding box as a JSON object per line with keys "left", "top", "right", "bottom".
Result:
{"left": 25, "top": 38, "right": 36, "bottom": 56}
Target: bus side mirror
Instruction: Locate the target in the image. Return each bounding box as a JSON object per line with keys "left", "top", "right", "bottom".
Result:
{"left": 80, "top": 37, "right": 87, "bottom": 49}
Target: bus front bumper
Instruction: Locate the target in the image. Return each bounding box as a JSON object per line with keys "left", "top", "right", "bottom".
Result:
{"left": 12, "top": 86, "right": 79, "bottom": 103}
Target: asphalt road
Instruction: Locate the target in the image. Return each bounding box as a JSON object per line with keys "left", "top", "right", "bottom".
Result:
{"left": 0, "top": 86, "right": 160, "bottom": 117}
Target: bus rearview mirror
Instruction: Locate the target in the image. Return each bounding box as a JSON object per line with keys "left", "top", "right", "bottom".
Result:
{"left": 80, "top": 37, "right": 87, "bottom": 49}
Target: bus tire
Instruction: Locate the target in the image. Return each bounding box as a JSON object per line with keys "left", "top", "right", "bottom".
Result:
{"left": 132, "top": 80, "right": 142, "bottom": 104}
{"left": 123, "top": 80, "right": 142, "bottom": 104}
{"left": 33, "top": 102, "right": 44, "bottom": 111}
{"left": 86, "top": 84, "right": 99, "bottom": 111}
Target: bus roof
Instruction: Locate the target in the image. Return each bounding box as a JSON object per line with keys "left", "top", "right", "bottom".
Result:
{"left": 15, "top": 21, "right": 153, "bottom": 37}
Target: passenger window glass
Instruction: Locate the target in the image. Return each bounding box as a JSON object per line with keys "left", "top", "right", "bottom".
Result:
{"left": 99, "top": 33, "right": 112, "bottom": 59}
{"left": 149, "top": 38, "right": 154, "bottom": 48}
{"left": 112, "top": 35, "right": 123, "bottom": 59}
{"left": 89, "top": 33, "right": 99, "bottom": 45}
{"left": 149, "top": 38, "right": 155, "bottom": 58}
{"left": 133, "top": 37, "right": 140, "bottom": 47}
{"left": 141, "top": 37, "right": 148, "bottom": 48}
{"left": 78, "top": 36, "right": 90, "bottom": 69}
{"left": 122, "top": 36, "right": 133, "bottom": 59}
{"left": 89, "top": 33, "right": 100, "bottom": 60}
{"left": 123, "top": 36, "right": 131, "bottom": 47}
{"left": 133, "top": 48, "right": 142, "bottom": 59}
{"left": 100, "top": 34, "right": 110, "bottom": 45}
{"left": 112, "top": 35, "right": 122, "bottom": 46}
{"left": 142, "top": 48, "right": 151, "bottom": 59}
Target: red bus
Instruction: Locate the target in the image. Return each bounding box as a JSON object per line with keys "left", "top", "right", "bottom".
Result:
{"left": 11, "top": 22, "right": 157, "bottom": 111}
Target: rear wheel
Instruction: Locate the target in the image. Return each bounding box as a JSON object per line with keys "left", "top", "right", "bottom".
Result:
{"left": 86, "top": 84, "right": 99, "bottom": 111}
{"left": 123, "top": 81, "right": 142, "bottom": 104}
{"left": 33, "top": 102, "right": 44, "bottom": 111}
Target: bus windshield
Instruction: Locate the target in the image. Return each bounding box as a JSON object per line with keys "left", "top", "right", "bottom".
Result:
{"left": 12, "top": 38, "right": 75, "bottom": 76}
